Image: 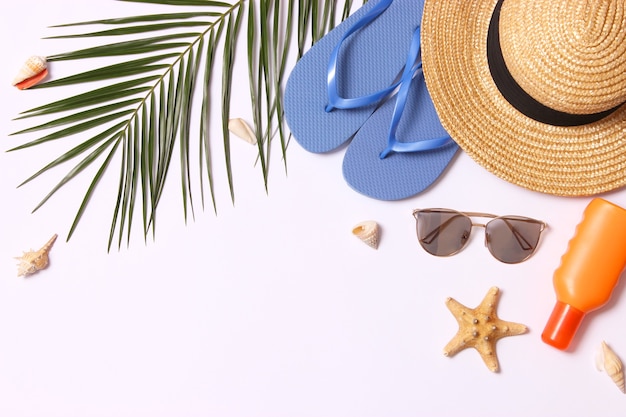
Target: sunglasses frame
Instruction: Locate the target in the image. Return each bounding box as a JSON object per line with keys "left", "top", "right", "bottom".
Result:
{"left": 412, "top": 208, "right": 548, "bottom": 263}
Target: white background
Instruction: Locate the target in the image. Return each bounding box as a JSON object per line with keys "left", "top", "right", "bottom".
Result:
{"left": 2, "top": 1, "right": 626, "bottom": 416}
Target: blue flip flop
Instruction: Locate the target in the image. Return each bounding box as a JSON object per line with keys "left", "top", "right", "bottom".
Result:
{"left": 284, "top": 0, "right": 424, "bottom": 154}
{"left": 342, "top": 27, "right": 459, "bottom": 201}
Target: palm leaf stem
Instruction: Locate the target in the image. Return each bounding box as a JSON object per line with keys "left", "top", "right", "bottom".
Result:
{"left": 11, "top": 0, "right": 359, "bottom": 247}
{"left": 54, "top": 2, "right": 242, "bottom": 245}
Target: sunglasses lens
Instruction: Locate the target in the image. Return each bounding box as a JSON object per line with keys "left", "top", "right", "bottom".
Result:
{"left": 416, "top": 210, "right": 472, "bottom": 256}
{"left": 485, "top": 217, "right": 543, "bottom": 263}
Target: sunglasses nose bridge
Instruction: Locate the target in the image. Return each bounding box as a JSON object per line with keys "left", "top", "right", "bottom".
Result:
{"left": 471, "top": 222, "right": 488, "bottom": 247}
{"left": 472, "top": 222, "right": 486, "bottom": 237}
{"left": 472, "top": 222, "right": 491, "bottom": 251}
{"left": 462, "top": 222, "right": 486, "bottom": 248}
{"left": 483, "top": 228, "right": 491, "bottom": 249}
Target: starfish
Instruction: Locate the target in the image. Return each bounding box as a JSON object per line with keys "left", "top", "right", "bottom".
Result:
{"left": 443, "top": 286, "right": 528, "bottom": 372}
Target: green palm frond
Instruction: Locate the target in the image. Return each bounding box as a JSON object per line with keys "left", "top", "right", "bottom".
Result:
{"left": 10, "top": 0, "right": 362, "bottom": 250}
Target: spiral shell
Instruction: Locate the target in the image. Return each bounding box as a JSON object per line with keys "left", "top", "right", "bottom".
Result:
{"left": 15, "top": 234, "right": 58, "bottom": 277}
{"left": 352, "top": 220, "right": 379, "bottom": 249}
{"left": 228, "top": 118, "right": 257, "bottom": 145}
{"left": 595, "top": 341, "right": 625, "bottom": 394}
{"left": 12, "top": 56, "right": 48, "bottom": 87}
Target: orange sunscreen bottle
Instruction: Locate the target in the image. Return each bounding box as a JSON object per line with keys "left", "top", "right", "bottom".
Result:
{"left": 542, "top": 198, "right": 626, "bottom": 350}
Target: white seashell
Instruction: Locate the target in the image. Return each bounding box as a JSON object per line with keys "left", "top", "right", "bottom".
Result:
{"left": 12, "top": 56, "right": 47, "bottom": 86}
{"left": 228, "top": 118, "right": 257, "bottom": 145}
{"left": 595, "top": 340, "right": 625, "bottom": 393}
{"left": 352, "top": 220, "right": 379, "bottom": 249}
{"left": 15, "top": 234, "right": 58, "bottom": 277}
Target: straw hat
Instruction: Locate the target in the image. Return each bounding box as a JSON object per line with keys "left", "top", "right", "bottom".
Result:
{"left": 421, "top": 0, "right": 626, "bottom": 196}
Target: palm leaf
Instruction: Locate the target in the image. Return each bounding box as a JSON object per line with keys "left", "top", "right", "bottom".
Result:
{"left": 10, "top": 0, "right": 362, "bottom": 250}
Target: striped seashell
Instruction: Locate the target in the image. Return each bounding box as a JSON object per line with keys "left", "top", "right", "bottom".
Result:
{"left": 352, "top": 220, "right": 379, "bottom": 249}
{"left": 596, "top": 340, "right": 625, "bottom": 394}
{"left": 12, "top": 55, "right": 48, "bottom": 87}
{"left": 228, "top": 118, "right": 257, "bottom": 145}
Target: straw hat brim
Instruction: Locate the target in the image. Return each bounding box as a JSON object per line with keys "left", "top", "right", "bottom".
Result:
{"left": 421, "top": 0, "right": 626, "bottom": 196}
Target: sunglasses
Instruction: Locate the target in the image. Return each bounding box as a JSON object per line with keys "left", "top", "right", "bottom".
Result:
{"left": 412, "top": 208, "right": 547, "bottom": 264}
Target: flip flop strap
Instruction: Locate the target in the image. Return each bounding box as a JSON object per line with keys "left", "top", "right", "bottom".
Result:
{"left": 326, "top": 0, "right": 399, "bottom": 112}
{"left": 379, "top": 26, "right": 453, "bottom": 159}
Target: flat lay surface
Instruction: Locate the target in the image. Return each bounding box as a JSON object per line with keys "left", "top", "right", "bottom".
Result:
{"left": 2, "top": 1, "right": 626, "bottom": 416}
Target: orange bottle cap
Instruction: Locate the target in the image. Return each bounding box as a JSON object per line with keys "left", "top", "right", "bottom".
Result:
{"left": 541, "top": 301, "right": 585, "bottom": 350}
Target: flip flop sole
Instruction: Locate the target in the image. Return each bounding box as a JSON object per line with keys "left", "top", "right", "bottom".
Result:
{"left": 284, "top": 0, "right": 423, "bottom": 154}
{"left": 342, "top": 74, "right": 459, "bottom": 200}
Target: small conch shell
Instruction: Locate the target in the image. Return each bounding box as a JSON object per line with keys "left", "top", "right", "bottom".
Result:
{"left": 15, "top": 234, "right": 58, "bottom": 277}
{"left": 352, "top": 220, "right": 379, "bottom": 249}
{"left": 595, "top": 340, "right": 625, "bottom": 393}
{"left": 12, "top": 55, "right": 48, "bottom": 89}
{"left": 228, "top": 118, "right": 257, "bottom": 145}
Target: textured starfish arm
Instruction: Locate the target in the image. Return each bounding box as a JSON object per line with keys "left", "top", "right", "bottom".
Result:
{"left": 497, "top": 320, "right": 528, "bottom": 337}
{"left": 476, "top": 339, "right": 499, "bottom": 372}
{"left": 480, "top": 322, "right": 528, "bottom": 372}
{"left": 483, "top": 286, "right": 501, "bottom": 309}
{"left": 445, "top": 297, "right": 472, "bottom": 322}
{"left": 443, "top": 334, "right": 470, "bottom": 357}
{"left": 442, "top": 287, "right": 529, "bottom": 372}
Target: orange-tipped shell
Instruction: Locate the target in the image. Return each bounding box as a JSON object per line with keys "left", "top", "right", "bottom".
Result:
{"left": 12, "top": 56, "right": 47, "bottom": 87}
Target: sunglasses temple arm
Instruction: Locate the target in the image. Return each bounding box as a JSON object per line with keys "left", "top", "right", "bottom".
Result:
{"left": 419, "top": 216, "right": 461, "bottom": 245}
{"left": 501, "top": 219, "right": 535, "bottom": 250}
